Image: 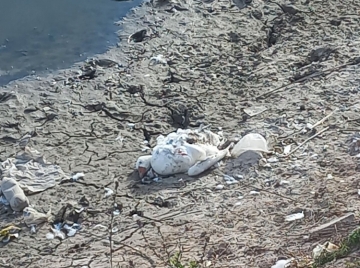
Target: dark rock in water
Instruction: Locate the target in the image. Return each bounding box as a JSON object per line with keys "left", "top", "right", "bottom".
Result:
{"left": 129, "top": 29, "right": 147, "bottom": 43}
{"left": 224, "top": 150, "right": 262, "bottom": 176}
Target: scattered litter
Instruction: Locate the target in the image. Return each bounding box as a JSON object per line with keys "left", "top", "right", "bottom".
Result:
{"left": 267, "top": 157, "right": 279, "bottom": 163}
{"left": 231, "top": 133, "right": 271, "bottom": 158}
{"left": 249, "top": 191, "right": 260, "bottom": 195}
{"left": 0, "top": 196, "right": 9, "bottom": 206}
{"left": 243, "top": 106, "right": 267, "bottom": 117}
{"left": 0, "top": 147, "right": 69, "bottom": 193}
{"left": 280, "top": 180, "right": 290, "bottom": 185}
{"left": 23, "top": 207, "right": 52, "bottom": 226}
{"left": 63, "top": 223, "right": 81, "bottom": 237}
{"left": 215, "top": 184, "right": 224, "bottom": 190}
{"left": 312, "top": 242, "right": 339, "bottom": 259}
{"left": 326, "top": 174, "right": 333, "bottom": 179}
{"left": 30, "top": 225, "right": 36, "bottom": 233}
{"left": 136, "top": 126, "right": 230, "bottom": 178}
{"left": 113, "top": 210, "right": 121, "bottom": 216}
{"left": 111, "top": 227, "right": 119, "bottom": 233}
{"left": 46, "top": 232, "right": 55, "bottom": 240}
{"left": 283, "top": 144, "right": 292, "bottom": 155}
{"left": 149, "top": 54, "right": 167, "bottom": 65}
{"left": 285, "top": 212, "right": 304, "bottom": 222}
{"left": 71, "top": 172, "right": 85, "bottom": 181}
{"left": 0, "top": 225, "right": 21, "bottom": 242}
{"left": 234, "top": 202, "right": 242, "bottom": 206}
{"left": 104, "top": 188, "right": 113, "bottom": 198}
{"left": 1, "top": 177, "right": 29, "bottom": 211}
{"left": 271, "top": 259, "right": 293, "bottom": 268}
{"left": 127, "top": 123, "right": 135, "bottom": 128}
{"left": 358, "top": 189, "right": 360, "bottom": 196}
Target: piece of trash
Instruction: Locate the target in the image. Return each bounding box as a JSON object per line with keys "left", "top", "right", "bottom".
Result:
{"left": 1, "top": 177, "right": 29, "bottom": 212}
{"left": 280, "top": 180, "right": 290, "bottom": 185}
{"left": 234, "top": 202, "right": 242, "bottom": 207}
{"left": 243, "top": 106, "right": 267, "bottom": 117}
{"left": 0, "top": 196, "right": 9, "bottom": 206}
{"left": 136, "top": 126, "right": 229, "bottom": 177}
{"left": 215, "top": 184, "right": 224, "bottom": 190}
{"left": 0, "top": 225, "right": 21, "bottom": 242}
{"left": 249, "top": 191, "right": 259, "bottom": 195}
{"left": 267, "top": 157, "right": 279, "bottom": 163}
{"left": 312, "top": 241, "right": 339, "bottom": 259}
{"left": 285, "top": 212, "right": 304, "bottom": 222}
{"left": 104, "top": 188, "right": 113, "bottom": 198}
{"left": 271, "top": 259, "right": 293, "bottom": 268}
{"left": 63, "top": 223, "right": 81, "bottom": 237}
{"left": 30, "top": 225, "right": 36, "bottom": 233}
{"left": 149, "top": 54, "right": 167, "bottom": 65}
{"left": 71, "top": 172, "right": 84, "bottom": 181}
{"left": 23, "top": 207, "right": 52, "bottom": 227}
{"left": 127, "top": 123, "right": 135, "bottom": 128}
{"left": 231, "top": 133, "right": 271, "bottom": 158}
{"left": 358, "top": 189, "right": 360, "bottom": 196}
{"left": 1, "top": 147, "right": 69, "bottom": 193}
{"left": 46, "top": 232, "right": 55, "bottom": 240}
{"left": 283, "top": 144, "right": 292, "bottom": 155}
{"left": 111, "top": 227, "right": 118, "bottom": 233}
{"left": 327, "top": 174, "right": 333, "bottom": 179}
{"left": 113, "top": 210, "right": 121, "bottom": 216}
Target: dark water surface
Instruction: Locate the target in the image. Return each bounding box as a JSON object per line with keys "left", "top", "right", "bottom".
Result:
{"left": 0, "top": 0, "right": 142, "bottom": 86}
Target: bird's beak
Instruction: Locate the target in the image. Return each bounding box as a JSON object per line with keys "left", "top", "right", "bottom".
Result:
{"left": 137, "top": 167, "right": 148, "bottom": 178}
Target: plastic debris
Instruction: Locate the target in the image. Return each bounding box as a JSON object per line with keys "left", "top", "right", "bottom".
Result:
{"left": 271, "top": 259, "right": 293, "bottom": 268}
{"left": 71, "top": 172, "right": 85, "bottom": 181}
{"left": 104, "top": 188, "right": 114, "bottom": 198}
{"left": 0, "top": 147, "right": 68, "bottom": 193}
{"left": 23, "top": 207, "right": 52, "bottom": 227}
{"left": 312, "top": 242, "right": 339, "bottom": 259}
{"left": 215, "top": 184, "right": 224, "bottom": 190}
{"left": 63, "top": 223, "right": 81, "bottom": 237}
{"left": 283, "top": 144, "right": 292, "bottom": 155}
{"left": 46, "top": 232, "right": 55, "bottom": 240}
{"left": 1, "top": 177, "right": 29, "bottom": 211}
{"left": 231, "top": 133, "right": 271, "bottom": 158}
{"left": 0, "top": 225, "right": 21, "bottom": 242}
{"left": 149, "top": 54, "right": 167, "bottom": 65}
{"left": 249, "top": 191, "right": 260, "bottom": 195}
{"left": 285, "top": 212, "right": 304, "bottom": 222}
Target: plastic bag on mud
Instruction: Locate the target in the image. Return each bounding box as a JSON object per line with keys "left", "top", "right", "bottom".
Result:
{"left": 231, "top": 133, "right": 270, "bottom": 158}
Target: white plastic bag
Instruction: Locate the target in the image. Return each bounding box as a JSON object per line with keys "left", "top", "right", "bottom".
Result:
{"left": 231, "top": 133, "right": 270, "bottom": 158}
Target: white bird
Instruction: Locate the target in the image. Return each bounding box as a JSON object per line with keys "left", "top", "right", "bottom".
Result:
{"left": 136, "top": 127, "right": 232, "bottom": 178}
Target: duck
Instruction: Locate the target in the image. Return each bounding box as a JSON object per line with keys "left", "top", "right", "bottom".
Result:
{"left": 135, "top": 127, "right": 232, "bottom": 178}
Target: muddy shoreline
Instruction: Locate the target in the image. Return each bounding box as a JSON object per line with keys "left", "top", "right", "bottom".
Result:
{"left": 1, "top": 0, "right": 360, "bottom": 267}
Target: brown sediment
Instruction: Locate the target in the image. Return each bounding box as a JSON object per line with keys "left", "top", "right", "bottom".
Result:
{"left": 1, "top": 0, "right": 360, "bottom": 267}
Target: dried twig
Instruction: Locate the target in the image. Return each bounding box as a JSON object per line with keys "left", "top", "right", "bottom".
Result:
{"left": 285, "top": 126, "right": 330, "bottom": 157}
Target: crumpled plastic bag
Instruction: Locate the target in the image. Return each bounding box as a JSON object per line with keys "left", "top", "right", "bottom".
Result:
{"left": 23, "top": 207, "right": 52, "bottom": 227}
{"left": 0, "top": 147, "right": 69, "bottom": 193}
{"left": 231, "top": 133, "right": 271, "bottom": 158}
{"left": 0, "top": 177, "right": 29, "bottom": 212}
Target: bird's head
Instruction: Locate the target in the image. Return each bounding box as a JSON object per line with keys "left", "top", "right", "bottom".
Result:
{"left": 135, "top": 155, "right": 152, "bottom": 178}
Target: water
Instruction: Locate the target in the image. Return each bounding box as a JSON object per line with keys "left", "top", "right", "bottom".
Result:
{"left": 0, "top": 0, "right": 142, "bottom": 86}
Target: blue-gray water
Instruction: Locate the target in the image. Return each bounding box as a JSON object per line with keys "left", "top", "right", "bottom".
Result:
{"left": 0, "top": 0, "right": 142, "bottom": 86}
